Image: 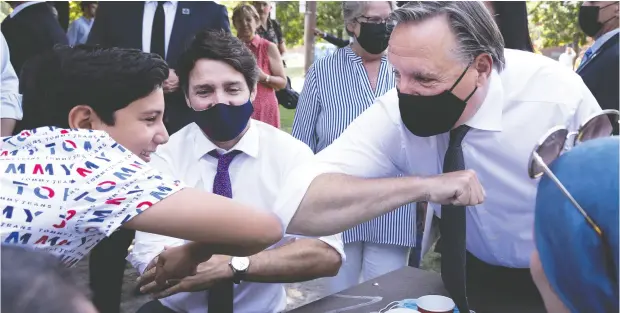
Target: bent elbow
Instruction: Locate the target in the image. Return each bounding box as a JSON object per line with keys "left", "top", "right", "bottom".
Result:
{"left": 252, "top": 216, "right": 283, "bottom": 253}
{"left": 264, "top": 218, "right": 284, "bottom": 246}
{"left": 320, "top": 249, "right": 343, "bottom": 277}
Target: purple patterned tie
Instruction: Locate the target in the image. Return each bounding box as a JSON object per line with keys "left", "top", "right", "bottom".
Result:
{"left": 207, "top": 149, "right": 241, "bottom": 313}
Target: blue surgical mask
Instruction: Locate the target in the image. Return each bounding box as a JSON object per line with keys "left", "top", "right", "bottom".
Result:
{"left": 191, "top": 99, "right": 254, "bottom": 142}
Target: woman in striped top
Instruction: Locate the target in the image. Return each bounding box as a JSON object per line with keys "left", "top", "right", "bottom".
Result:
{"left": 292, "top": 1, "right": 417, "bottom": 294}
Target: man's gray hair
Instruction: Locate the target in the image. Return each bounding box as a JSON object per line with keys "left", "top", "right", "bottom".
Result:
{"left": 391, "top": 1, "right": 505, "bottom": 71}
{"left": 343, "top": 1, "right": 397, "bottom": 36}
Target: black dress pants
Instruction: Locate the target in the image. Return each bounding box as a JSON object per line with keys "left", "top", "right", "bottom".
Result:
{"left": 466, "top": 252, "right": 545, "bottom": 313}
{"left": 89, "top": 228, "right": 136, "bottom": 313}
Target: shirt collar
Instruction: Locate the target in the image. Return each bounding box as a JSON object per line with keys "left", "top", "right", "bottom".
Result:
{"left": 10, "top": 1, "right": 44, "bottom": 18}
{"left": 591, "top": 28, "right": 620, "bottom": 54}
{"left": 464, "top": 69, "right": 503, "bottom": 132}
{"left": 248, "top": 35, "right": 262, "bottom": 48}
{"left": 343, "top": 46, "right": 387, "bottom": 64}
{"left": 192, "top": 119, "right": 260, "bottom": 161}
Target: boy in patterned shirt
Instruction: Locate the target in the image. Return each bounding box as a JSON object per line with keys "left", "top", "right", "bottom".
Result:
{"left": 0, "top": 45, "right": 283, "bottom": 286}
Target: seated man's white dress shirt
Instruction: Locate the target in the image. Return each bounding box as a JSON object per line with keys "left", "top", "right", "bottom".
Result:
{"left": 276, "top": 48, "right": 602, "bottom": 268}
{"left": 129, "top": 120, "right": 345, "bottom": 313}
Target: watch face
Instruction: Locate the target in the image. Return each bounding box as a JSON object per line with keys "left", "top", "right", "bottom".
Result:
{"left": 231, "top": 257, "right": 250, "bottom": 271}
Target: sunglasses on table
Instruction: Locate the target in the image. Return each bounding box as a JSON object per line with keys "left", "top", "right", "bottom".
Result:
{"left": 528, "top": 109, "right": 619, "bottom": 281}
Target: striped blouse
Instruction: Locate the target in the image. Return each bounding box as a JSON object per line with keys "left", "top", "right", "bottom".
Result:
{"left": 291, "top": 46, "right": 416, "bottom": 247}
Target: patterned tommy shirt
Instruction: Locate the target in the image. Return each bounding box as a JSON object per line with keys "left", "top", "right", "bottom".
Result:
{"left": 0, "top": 127, "right": 185, "bottom": 267}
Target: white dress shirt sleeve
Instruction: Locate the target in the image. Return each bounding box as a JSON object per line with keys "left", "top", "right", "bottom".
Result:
{"left": 570, "top": 78, "right": 605, "bottom": 130}
{"left": 129, "top": 231, "right": 187, "bottom": 274}
{"left": 318, "top": 233, "right": 345, "bottom": 261}
{"left": 0, "top": 33, "right": 22, "bottom": 120}
{"left": 274, "top": 92, "right": 406, "bottom": 231}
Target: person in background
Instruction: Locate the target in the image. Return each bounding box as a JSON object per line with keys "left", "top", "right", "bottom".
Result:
{"left": 130, "top": 30, "right": 344, "bottom": 313}
{"left": 87, "top": 1, "right": 230, "bottom": 135}
{"left": 252, "top": 1, "right": 286, "bottom": 56}
{"left": 86, "top": 3, "right": 231, "bottom": 311}
{"left": 576, "top": 1, "right": 619, "bottom": 134}
{"left": 67, "top": 1, "right": 97, "bottom": 46}
{"left": 314, "top": 28, "right": 350, "bottom": 48}
{"left": 484, "top": 1, "right": 534, "bottom": 52}
{"left": 0, "top": 32, "right": 21, "bottom": 137}
{"left": 3, "top": 45, "right": 283, "bottom": 312}
{"left": 279, "top": 2, "right": 602, "bottom": 312}
{"left": 1, "top": 245, "right": 98, "bottom": 313}
{"left": 293, "top": 1, "right": 412, "bottom": 295}
{"left": 558, "top": 45, "right": 577, "bottom": 69}
{"left": 531, "top": 137, "right": 619, "bottom": 313}
{"left": 0, "top": 1, "right": 68, "bottom": 78}
{"left": 232, "top": 4, "right": 286, "bottom": 129}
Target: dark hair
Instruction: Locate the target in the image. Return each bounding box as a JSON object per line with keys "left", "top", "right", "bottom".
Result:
{"left": 490, "top": 1, "right": 534, "bottom": 52}
{"left": 1, "top": 246, "right": 89, "bottom": 313}
{"left": 80, "top": 1, "right": 97, "bottom": 10}
{"left": 18, "top": 45, "right": 168, "bottom": 131}
{"left": 177, "top": 30, "right": 259, "bottom": 93}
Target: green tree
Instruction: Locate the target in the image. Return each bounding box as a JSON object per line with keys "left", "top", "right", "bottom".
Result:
{"left": 316, "top": 1, "right": 345, "bottom": 40}
{"left": 69, "top": 1, "right": 82, "bottom": 23}
{"left": 528, "top": 1, "right": 587, "bottom": 55}
{"left": 275, "top": 1, "right": 304, "bottom": 46}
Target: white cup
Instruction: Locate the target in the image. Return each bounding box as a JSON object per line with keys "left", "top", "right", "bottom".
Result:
{"left": 416, "top": 295, "right": 455, "bottom": 313}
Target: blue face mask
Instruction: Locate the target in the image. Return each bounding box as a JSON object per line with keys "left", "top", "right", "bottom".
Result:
{"left": 192, "top": 99, "right": 254, "bottom": 142}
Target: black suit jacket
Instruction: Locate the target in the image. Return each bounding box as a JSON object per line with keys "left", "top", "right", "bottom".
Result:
{"left": 87, "top": 1, "right": 230, "bottom": 134}
{"left": 1, "top": 2, "right": 68, "bottom": 81}
{"left": 577, "top": 33, "right": 619, "bottom": 135}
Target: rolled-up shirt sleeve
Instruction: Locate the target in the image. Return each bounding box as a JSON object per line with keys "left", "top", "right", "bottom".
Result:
{"left": 129, "top": 231, "right": 186, "bottom": 274}
{"left": 0, "top": 32, "right": 22, "bottom": 120}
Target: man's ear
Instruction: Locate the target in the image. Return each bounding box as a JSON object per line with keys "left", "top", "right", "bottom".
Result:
{"left": 474, "top": 53, "right": 493, "bottom": 87}
{"left": 67, "top": 105, "right": 99, "bottom": 130}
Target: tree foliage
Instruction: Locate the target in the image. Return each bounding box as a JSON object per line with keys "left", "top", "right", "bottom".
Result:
{"left": 275, "top": 2, "right": 305, "bottom": 46}
{"left": 69, "top": 1, "right": 82, "bottom": 23}
{"left": 528, "top": 1, "right": 587, "bottom": 53}
{"left": 221, "top": 1, "right": 345, "bottom": 47}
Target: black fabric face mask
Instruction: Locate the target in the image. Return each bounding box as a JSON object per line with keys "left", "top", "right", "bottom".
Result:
{"left": 356, "top": 22, "right": 391, "bottom": 55}
{"left": 579, "top": 3, "right": 617, "bottom": 38}
{"left": 398, "top": 64, "right": 477, "bottom": 137}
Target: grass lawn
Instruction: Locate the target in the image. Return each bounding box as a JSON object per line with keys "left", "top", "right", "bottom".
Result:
{"left": 279, "top": 106, "right": 296, "bottom": 134}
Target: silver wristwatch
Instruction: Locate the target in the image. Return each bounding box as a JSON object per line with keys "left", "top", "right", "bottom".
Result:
{"left": 229, "top": 257, "right": 250, "bottom": 284}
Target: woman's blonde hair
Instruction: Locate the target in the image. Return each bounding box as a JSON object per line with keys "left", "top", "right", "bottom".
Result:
{"left": 232, "top": 4, "right": 260, "bottom": 25}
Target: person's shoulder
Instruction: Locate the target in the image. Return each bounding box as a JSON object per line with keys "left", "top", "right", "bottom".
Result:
{"left": 189, "top": 1, "right": 226, "bottom": 12}
{"left": 1, "top": 127, "right": 115, "bottom": 157}
{"left": 154, "top": 123, "right": 197, "bottom": 160}
{"left": 311, "top": 48, "right": 348, "bottom": 71}
{"left": 501, "top": 49, "right": 587, "bottom": 103}
{"left": 253, "top": 120, "right": 314, "bottom": 157}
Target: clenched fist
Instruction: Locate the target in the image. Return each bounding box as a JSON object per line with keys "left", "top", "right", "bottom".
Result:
{"left": 423, "top": 170, "right": 485, "bottom": 206}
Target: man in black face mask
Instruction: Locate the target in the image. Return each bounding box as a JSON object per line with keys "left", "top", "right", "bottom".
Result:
{"left": 577, "top": 1, "right": 619, "bottom": 135}
{"left": 277, "top": 2, "right": 604, "bottom": 313}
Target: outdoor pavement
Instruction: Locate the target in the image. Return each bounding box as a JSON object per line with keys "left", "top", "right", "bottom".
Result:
{"left": 73, "top": 254, "right": 332, "bottom": 313}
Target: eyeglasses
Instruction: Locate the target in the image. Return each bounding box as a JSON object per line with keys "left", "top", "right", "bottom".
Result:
{"left": 528, "top": 109, "right": 619, "bottom": 280}
{"left": 356, "top": 15, "right": 396, "bottom": 26}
